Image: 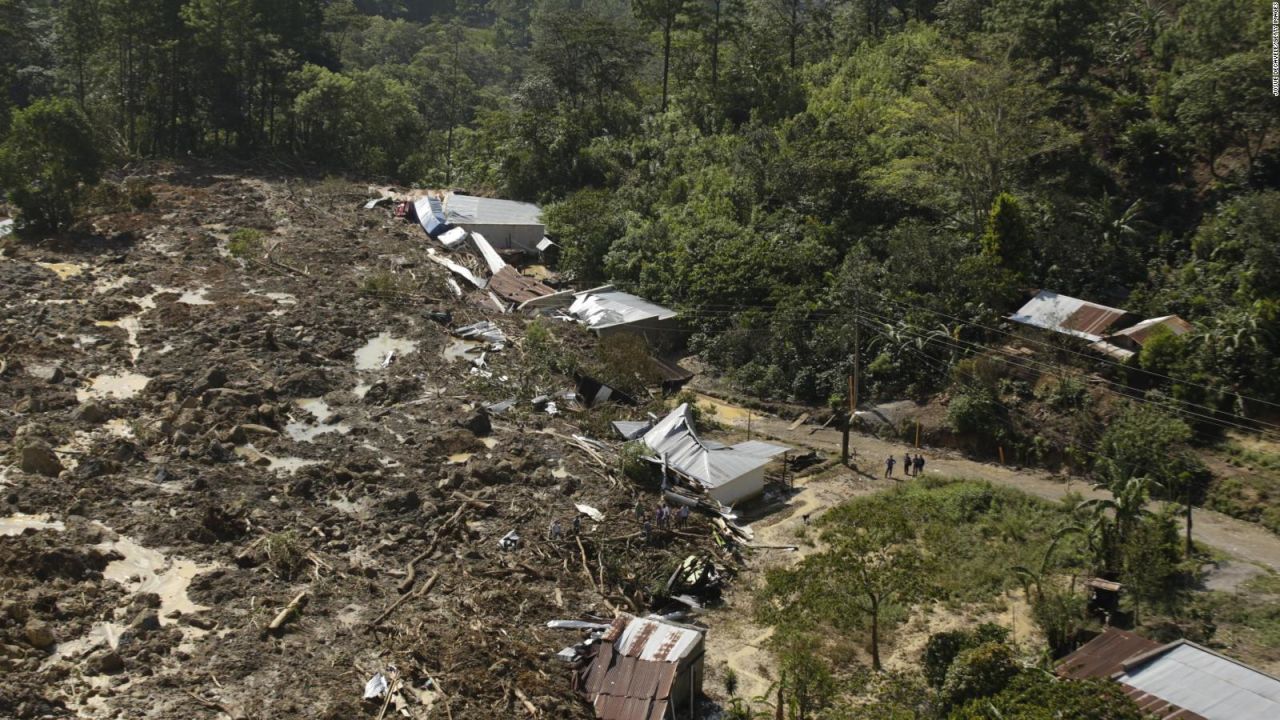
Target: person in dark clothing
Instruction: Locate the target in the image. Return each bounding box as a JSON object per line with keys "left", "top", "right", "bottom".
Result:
{"left": 914, "top": 454, "right": 925, "bottom": 476}
{"left": 885, "top": 456, "right": 896, "bottom": 477}
{"left": 903, "top": 453, "right": 913, "bottom": 476}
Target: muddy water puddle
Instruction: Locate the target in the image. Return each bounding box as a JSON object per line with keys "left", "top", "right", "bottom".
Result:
{"left": 285, "top": 398, "right": 351, "bottom": 442}
{"left": 0, "top": 513, "right": 66, "bottom": 536}
{"left": 36, "top": 261, "right": 87, "bottom": 280}
{"left": 235, "top": 444, "right": 320, "bottom": 473}
{"left": 354, "top": 332, "right": 418, "bottom": 370}
{"left": 76, "top": 371, "right": 150, "bottom": 401}
{"left": 97, "top": 535, "right": 217, "bottom": 621}
{"left": 441, "top": 338, "right": 485, "bottom": 362}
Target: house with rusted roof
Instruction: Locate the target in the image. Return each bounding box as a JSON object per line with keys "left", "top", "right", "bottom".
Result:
{"left": 1010, "top": 290, "right": 1138, "bottom": 342}
{"left": 574, "top": 614, "right": 705, "bottom": 720}
{"left": 1057, "top": 628, "right": 1280, "bottom": 719}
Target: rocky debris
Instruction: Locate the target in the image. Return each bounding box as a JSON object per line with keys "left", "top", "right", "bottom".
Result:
{"left": 25, "top": 363, "right": 64, "bottom": 384}
{"left": 18, "top": 439, "right": 63, "bottom": 477}
{"left": 85, "top": 649, "right": 124, "bottom": 675}
{"left": 0, "top": 171, "right": 729, "bottom": 720}
{"left": 23, "top": 621, "right": 54, "bottom": 650}
{"left": 72, "top": 401, "right": 110, "bottom": 424}
{"left": 458, "top": 408, "right": 492, "bottom": 436}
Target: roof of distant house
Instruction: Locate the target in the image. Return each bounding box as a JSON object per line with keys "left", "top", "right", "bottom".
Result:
{"left": 1009, "top": 290, "right": 1134, "bottom": 342}
{"left": 443, "top": 193, "right": 542, "bottom": 227}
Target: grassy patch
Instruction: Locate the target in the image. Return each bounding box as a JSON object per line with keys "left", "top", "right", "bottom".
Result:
{"left": 229, "top": 227, "right": 264, "bottom": 258}
{"left": 360, "top": 270, "right": 407, "bottom": 297}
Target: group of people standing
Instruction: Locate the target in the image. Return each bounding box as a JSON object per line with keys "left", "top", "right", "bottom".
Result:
{"left": 884, "top": 451, "right": 926, "bottom": 478}
{"left": 636, "top": 500, "right": 690, "bottom": 540}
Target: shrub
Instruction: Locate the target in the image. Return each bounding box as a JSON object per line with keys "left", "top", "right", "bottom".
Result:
{"left": 263, "top": 529, "right": 306, "bottom": 579}
{"left": 229, "top": 228, "right": 264, "bottom": 258}
{"left": 940, "top": 641, "right": 1019, "bottom": 709}
{"left": 0, "top": 98, "right": 103, "bottom": 231}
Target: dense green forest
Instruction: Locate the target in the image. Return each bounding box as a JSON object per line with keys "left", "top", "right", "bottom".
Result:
{"left": 1, "top": 0, "right": 1277, "bottom": 415}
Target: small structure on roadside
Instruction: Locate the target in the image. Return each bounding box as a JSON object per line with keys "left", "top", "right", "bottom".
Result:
{"left": 574, "top": 613, "right": 705, "bottom": 720}
{"left": 1057, "top": 627, "right": 1280, "bottom": 719}
{"left": 637, "top": 403, "right": 790, "bottom": 506}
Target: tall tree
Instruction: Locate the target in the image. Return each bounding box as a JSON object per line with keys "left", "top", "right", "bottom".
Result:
{"left": 635, "top": 0, "right": 687, "bottom": 111}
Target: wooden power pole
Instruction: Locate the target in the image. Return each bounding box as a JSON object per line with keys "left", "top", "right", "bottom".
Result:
{"left": 843, "top": 317, "right": 859, "bottom": 466}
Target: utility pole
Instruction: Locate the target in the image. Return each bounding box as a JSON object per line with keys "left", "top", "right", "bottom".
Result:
{"left": 843, "top": 314, "right": 859, "bottom": 466}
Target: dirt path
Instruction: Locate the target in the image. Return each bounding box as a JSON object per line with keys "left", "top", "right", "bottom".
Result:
{"left": 699, "top": 396, "right": 1280, "bottom": 702}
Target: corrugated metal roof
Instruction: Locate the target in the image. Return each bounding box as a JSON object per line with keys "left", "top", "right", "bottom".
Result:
{"left": 641, "top": 404, "right": 791, "bottom": 492}
{"left": 1010, "top": 291, "right": 1133, "bottom": 342}
{"left": 1112, "top": 315, "right": 1194, "bottom": 345}
{"left": 578, "top": 615, "right": 701, "bottom": 720}
{"left": 569, "top": 290, "right": 678, "bottom": 331}
{"left": 1118, "top": 642, "right": 1280, "bottom": 719}
{"left": 489, "top": 266, "right": 555, "bottom": 304}
{"left": 444, "top": 193, "right": 542, "bottom": 227}
{"left": 1057, "top": 628, "right": 1161, "bottom": 680}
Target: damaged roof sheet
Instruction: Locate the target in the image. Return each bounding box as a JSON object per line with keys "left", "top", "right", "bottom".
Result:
{"left": 578, "top": 615, "right": 702, "bottom": 720}
{"left": 489, "top": 266, "right": 555, "bottom": 305}
{"left": 1010, "top": 290, "right": 1132, "bottom": 342}
{"left": 641, "top": 404, "right": 790, "bottom": 490}
{"left": 569, "top": 290, "right": 678, "bottom": 331}
{"left": 444, "top": 193, "right": 543, "bottom": 227}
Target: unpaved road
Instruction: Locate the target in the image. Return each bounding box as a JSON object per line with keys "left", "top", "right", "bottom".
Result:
{"left": 698, "top": 394, "right": 1280, "bottom": 702}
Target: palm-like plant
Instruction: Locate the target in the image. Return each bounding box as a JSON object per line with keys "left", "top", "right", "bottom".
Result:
{"left": 1076, "top": 475, "right": 1156, "bottom": 574}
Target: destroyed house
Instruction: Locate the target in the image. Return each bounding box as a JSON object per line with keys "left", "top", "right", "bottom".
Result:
{"left": 442, "top": 193, "right": 546, "bottom": 251}
{"left": 1009, "top": 290, "right": 1137, "bottom": 343}
{"left": 568, "top": 287, "right": 681, "bottom": 345}
{"left": 575, "top": 614, "right": 705, "bottom": 720}
{"left": 1057, "top": 628, "right": 1280, "bottom": 719}
{"left": 640, "top": 404, "right": 789, "bottom": 506}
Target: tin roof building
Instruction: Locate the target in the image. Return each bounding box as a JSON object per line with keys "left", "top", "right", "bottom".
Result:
{"left": 575, "top": 614, "right": 705, "bottom": 720}
{"left": 1057, "top": 628, "right": 1280, "bottom": 719}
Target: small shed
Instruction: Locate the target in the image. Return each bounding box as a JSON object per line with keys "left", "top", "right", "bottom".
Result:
{"left": 575, "top": 614, "right": 705, "bottom": 720}
{"left": 443, "top": 193, "right": 545, "bottom": 251}
{"left": 568, "top": 287, "right": 681, "bottom": 345}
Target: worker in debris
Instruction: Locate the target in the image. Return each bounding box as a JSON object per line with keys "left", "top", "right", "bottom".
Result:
{"left": 676, "top": 505, "right": 690, "bottom": 528}
{"left": 885, "top": 455, "right": 896, "bottom": 477}
{"left": 549, "top": 519, "right": 563, "bottom": 541}
{"left": 572, "top": 515, "right": 581, "bottom": 535}
{"left": 642, "top": 519, "right": 653, "bottom": 542}
{"left": 634, "top": 500, "right": 645, "bottom": 523}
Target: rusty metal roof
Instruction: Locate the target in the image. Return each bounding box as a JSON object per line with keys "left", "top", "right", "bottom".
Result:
{"left": 1056, "top": 628, "right": 1161, "bottom": 680}
{"left": 488, "top": 266, "right": 554, "bottom": 305}
{"left": 1010, "top": 291, "right": 1134, "bottom": 342}
{"left": 1112, "top": 315, "right": 1194, "bottom": 345}
{"left": 577, "top": 615, "right": 703, "bottom": 720}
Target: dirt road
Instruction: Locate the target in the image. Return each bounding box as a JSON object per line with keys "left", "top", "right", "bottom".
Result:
{"left": 697, "top": 394, "right": 1280, "bottom": 703}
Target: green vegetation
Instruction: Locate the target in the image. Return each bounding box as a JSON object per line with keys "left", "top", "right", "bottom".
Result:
{"left": 0, "top": 98, "right": 102, "bottom": 231}
{"left": 228, "top": 228, "right": 265, "bottom": 259}
{"left": 754, "top": 478, "right": 1202, "bottom": 717}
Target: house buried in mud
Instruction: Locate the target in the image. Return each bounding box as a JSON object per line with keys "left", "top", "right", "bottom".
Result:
{"left": 633, "top": 403, "right": 791, "bottom": 507}
{"left": 575, "top": 613, "right": 705, "bottom": 720}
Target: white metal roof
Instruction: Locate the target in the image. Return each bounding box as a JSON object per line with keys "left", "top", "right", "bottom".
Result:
{"left": 1117, "top": 642, "right": 1280, "bottom": 719}
{"left": 569, "top": 290, "right": 678, "bottom": 330}
{"left": 641, "top": 404, "right": 789, "bottom": 490}
{"left": 444, "top": 193, "right": 543, "bottom": 227}
{"left": 1009, "top": 290, "right": 1131, "bottom": 342}
{"left": 614, "top": 615, "right": 702, "bottom": 663}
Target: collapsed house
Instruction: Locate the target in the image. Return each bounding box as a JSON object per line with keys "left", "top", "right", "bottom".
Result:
{"left": 1057, "top": 627, "right": 1280, "bottom": 719}
{"left": 623, "top": 403, "right": 790, "bottom": 506}
{"left": 1009, "top": 290, "right": 1193, "bottom": 361}
{"left": 574, "top": 614, "right": 705, "bottom": 720}
{"left": 413, "top": 192, "right": 547, "bottom": 251}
